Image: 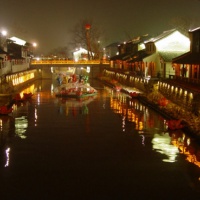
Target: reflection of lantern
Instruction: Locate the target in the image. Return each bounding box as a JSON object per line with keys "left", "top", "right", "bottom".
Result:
{"left": 196, "top": 150, "right": 200, "bottom": 162}
{"left": 188, "top": 145, "right": 195, "bottom": 155}
{"left": 158, "top": 97, "right": 169, "bottom": 106}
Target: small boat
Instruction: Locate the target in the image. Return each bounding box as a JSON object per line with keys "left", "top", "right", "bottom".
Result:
{"left": 0, "top": 105, "right": 12, "bottom": 115}
{"left": 54, "top": 82, "right": 97, "bottom": 98}
{"left": 129, "top": 92, "right": 139, "bottom": 98}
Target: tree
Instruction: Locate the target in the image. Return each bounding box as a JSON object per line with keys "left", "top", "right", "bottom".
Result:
{"left": 71, "top": 19, "right": 104, "bottom": 60}
{"left": 48, "top": 46, "right": 70, "bottom": 59}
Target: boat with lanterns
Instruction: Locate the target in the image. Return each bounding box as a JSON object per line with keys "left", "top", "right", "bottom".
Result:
{"left": 54, "top": 82, "right": 97, "bottom": 99}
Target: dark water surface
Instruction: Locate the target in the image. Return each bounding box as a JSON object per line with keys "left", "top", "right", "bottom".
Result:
{"left": 0, "top": 79, "right": 200, "bottom": 200}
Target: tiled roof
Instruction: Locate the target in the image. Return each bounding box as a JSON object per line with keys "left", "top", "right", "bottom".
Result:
{"left": 159, "top": 51, "right": 187, "bottom": 62}
{"left": 144, "top": 29, "right": 176, "bottom": 43}
{"left": 172, "top": 52, "right": 200, "bottom": 64}
{"left": 110, "top": 53, "right": 130, "bottom": 60}
{"left": 127, "top": 50, "right": 149, "bottom": 62}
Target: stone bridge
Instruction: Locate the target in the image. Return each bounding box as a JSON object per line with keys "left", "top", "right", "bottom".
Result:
{"left": 30, "top": 59, "right": 110, "bottom": 79}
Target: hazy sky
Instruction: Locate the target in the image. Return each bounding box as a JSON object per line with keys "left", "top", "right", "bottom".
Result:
{"left": 0, "top": 0, "right": 200, "bottom": 54}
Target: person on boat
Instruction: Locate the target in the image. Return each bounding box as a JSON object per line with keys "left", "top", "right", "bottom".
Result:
{"left": 72, "top": 74, "right": 77, "bottom": 82}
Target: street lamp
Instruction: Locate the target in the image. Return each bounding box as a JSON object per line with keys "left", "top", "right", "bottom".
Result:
{"left": 97, "top": 41, "right": 101, "bottom": 60}
{"left": 1, "top": 30, "right": 7, "bottom": 37}
{"left": 33, "top": 42, "right": 37, "bottom": 47}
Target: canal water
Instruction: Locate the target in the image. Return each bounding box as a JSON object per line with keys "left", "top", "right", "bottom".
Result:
{"left": 0, "top": 79, "right": 200, "bottom": 199}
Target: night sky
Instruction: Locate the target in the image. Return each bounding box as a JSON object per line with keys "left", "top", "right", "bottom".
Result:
{"left": 0, "top": 0, "right": 200, "bottom": 54}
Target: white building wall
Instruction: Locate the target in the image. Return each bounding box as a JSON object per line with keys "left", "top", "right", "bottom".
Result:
{"left": 143, "top": 30, "right": 190, "bottom": 78}
{"left": 0, "top": 61, "right": 12, "bottom": 76}
{"left": 165, "top": 62, "right": 175, "bottom": 77}
{"left": 12, "top": 63, "right": 29, "bottom": 73}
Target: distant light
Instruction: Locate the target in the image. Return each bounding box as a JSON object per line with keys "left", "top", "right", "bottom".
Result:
{"left": 33, "top": 42, "right": 37, "bottom": 47}
{"left": 86, "top": 66, "right": 90, "bottom": 73}
{"left": 1, "top": 30, "right": 7, "bottom": 36}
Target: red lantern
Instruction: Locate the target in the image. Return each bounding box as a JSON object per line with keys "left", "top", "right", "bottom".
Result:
{"left": 85, "top": 24, "right": 91, "bottom": 30}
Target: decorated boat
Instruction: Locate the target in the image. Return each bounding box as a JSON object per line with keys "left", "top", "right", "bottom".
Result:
{"left": 54, "top": 82, "right": 97, "bottom": 98}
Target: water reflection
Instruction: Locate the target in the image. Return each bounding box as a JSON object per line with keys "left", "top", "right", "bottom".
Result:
{"left": 109, "top": 91, "right": 180, "bottom": 162}
{"left": 15, "top": 116, "right": 28, "bottom": 139}
{"left": 55, "top": 96, "right": 96, "bottom": 116}
{"left": 108, "top": 89, "right": 200, "bottom": 171}
{"left": 4, "top": 147, "right": 10, "bottom": 167}
{"left": 0, "top": 115, "right": 14, "bottom": 148}
{"left": 109, "top": 91, "right": 166, "bottom": 132}
{"left": 0, "top": 80, "right": 200, "bottom": 186}
{"left": 0, "top": 115, "right": 14, "bottom": 168}
{"left": 152, "top": 132, "right": 179, "bottom": 163}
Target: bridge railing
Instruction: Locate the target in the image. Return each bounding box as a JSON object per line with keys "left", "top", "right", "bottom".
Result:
{"left": 31, "top": 59, "right": 110, "bottom": 65}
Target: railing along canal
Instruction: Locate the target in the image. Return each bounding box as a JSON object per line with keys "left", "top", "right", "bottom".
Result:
{"left": 31, "top": 59, "right": 110, "bottom": 65}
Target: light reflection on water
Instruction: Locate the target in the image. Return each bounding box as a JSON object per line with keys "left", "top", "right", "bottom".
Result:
{"left": 152, "top": 133, "right": 179, "bottom": 163}
{"left": 55, "top": 95, "right": 97, "bottom": 116}
{"left": 15, "top": 116, "right": 28, "bottom": 139}
{"left": 0, "top": 79, "right": 200, "bottom": 190}
{"left": 109, "top": 89, "right": 200, "bottom": 169}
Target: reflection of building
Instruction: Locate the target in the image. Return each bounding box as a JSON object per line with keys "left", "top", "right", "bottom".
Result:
{"left": 152, "top": 133, "right": 180, "bottom": 163}
{"left": 55, "top": 95, "right": 97, "bottom": 116}
{"left": 170, "top": 131, "right": 200, "bottom": 168}
{"left": 109, "top": 92, "right": 166, "bottom": 132}
{"left": 14, "top": 116, "right": 28, "bottom": 139}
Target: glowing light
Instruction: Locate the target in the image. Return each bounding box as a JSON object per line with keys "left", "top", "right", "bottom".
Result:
{"left": 152, "top": 133, "right": 179, "bottom": 163}
{"left": 9, "top": 36, "right": 26, "bottom": 45}
{"left": 1, "top": 30, "right": 7, "bottom": 36}
{"left": 5, "top": 148, "right": 10, "bottom": 167}
{"left": 33, "top": 42, "right": 37, "bottom": 47}
{"left": 189, "top": 92, "right": 193, "bottom": 100}
{"left": 15, "top": 116, "right": 28, "bottom": 139}
{"left": 34, "top": 107, "right": 38, "bottom": 126}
